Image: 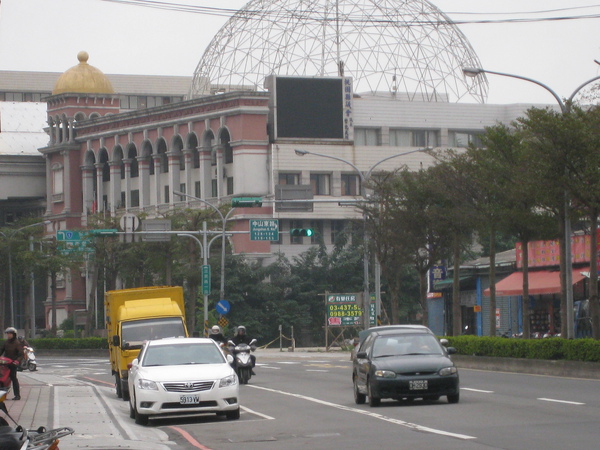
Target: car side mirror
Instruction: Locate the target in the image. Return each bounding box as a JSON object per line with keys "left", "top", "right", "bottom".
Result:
{"left": 446, "top": 347, "right": 457, "bottom": 355}
{"left": 112, "top": 335, "right": 120, "bottom": 347}
{"left": 356, "top": 351, "right": 367, "bottom": 359}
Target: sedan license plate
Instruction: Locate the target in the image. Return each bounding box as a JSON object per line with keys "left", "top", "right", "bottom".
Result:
{"left": 409, "top": 380, "right": 428, "bottom": 390}
{"left": 180, "top": 395, "right": 200, "bottom": 405}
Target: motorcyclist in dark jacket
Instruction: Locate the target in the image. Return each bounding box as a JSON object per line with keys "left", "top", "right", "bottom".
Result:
{"left": 0, "top": 327, "right": 23, "bottom": 400}
{"left": 230, "top": 325, "right": 256, "bottom": 374}
{"left": 209, "top": 325, "right": 227, "bottom": 346}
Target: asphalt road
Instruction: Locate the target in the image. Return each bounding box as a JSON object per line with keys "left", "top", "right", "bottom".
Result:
{"left": 13, "top": 351, "right": 600, "bottom": 449}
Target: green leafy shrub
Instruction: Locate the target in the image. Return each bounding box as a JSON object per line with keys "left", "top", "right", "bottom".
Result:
{"left": 446, "top": 336, "right": 600, "bottom": 363}
{"left": 29, "top": 337, "right": 108, "bottom": 350}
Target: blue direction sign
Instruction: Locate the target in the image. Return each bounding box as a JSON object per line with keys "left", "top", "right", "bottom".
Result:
{"left": 216, "top": 300, "right": 231, "bottom": 315}
{"left": 250, "top": 219, "right": 279, "bottom": 241}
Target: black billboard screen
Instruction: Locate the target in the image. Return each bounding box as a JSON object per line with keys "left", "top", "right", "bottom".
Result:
{"left": 275, "top": 77, "right": 344, "bottom": 139}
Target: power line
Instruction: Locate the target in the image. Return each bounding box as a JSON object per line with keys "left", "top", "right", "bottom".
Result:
{"left": 100, "top": 0, "right": 600, "bottom": 26}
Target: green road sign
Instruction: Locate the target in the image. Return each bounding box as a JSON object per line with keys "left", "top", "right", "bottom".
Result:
{"left": 232, "top": 197, "right": 263, "bottom": 207}
{"left": 56, "top": 230, "right": 93, "bottom": 254}
{"left": 202, "top": 265, "right": 211, "bottom": 295}
{"left": 250, "top": 219, "right": 279, "bottom": 241}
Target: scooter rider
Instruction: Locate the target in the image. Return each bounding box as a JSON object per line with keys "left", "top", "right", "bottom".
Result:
{"left": 209, "top": 325, "right": 227, "bottom": 346}
{"left": 231, "top": 325, "right": 256, "bottom": 375}
{"left": 0, "top": 327, "right": 23, "bottom": 400}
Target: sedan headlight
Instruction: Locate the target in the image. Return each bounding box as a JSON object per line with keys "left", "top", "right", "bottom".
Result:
{"left": 219, "top": 374, "right": 238, "bottom": 388}
{"left": 439, "top": 366, "right": 457, "bottom": 376}
{"left": 374, "top": 370, "right": 396, "bottom": 378}
{"left": 136, "top": 378, "right": 158, "bottom": 390}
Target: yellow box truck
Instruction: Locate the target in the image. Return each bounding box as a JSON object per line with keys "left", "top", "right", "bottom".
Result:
{"left": 106, "top": 286, "right": 188, "bottom": 400}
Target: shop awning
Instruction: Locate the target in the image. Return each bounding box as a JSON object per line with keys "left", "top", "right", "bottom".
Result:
{"left": 484, "top": 268, "right": 588, "bottom": 297}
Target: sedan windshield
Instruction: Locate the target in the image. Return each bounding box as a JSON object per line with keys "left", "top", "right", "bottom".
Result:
{"left": 372, "top": 334, "right": 443, "bottom": 358}
{"left": 142, "top": 343, "right": 225, "bottom": 367}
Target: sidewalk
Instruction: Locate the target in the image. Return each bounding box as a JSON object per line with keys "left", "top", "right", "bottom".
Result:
{"left": 5, "top": 370, "right": 172, "bottom": 449}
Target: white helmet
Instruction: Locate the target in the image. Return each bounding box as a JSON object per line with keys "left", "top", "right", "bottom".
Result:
{"left": 211, "top": 325, "right": 221, "bottom": 334}
{"left": 237, "top": 325, "right": 246, "bottom": 334}
{"left": 4, "top": 327, "right": 17, "bottom": 335}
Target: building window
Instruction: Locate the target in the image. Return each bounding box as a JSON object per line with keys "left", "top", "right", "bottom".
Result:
{"left": 310, "top": 173, "right": 331, "bottom": 195}
{"left": 389, "top": 129, "right": 439, "bottom": 148}
{"left": 278, "top": 172, "right": 300, "bottom": 185}
{"left": 211, "top": 179, "right": 218, "bottom": 198}
{"left": 449, "top": 131, "right": 483, "bottom": 148}
{"left": 194, "top": 181, "right": 201, "bottom": 198}
{"left": 341, "top": 174, "right": 360, "bottom": 196}
{"left": 354, "top": 128, "right": 379, "bottom": 146}
{"left": 52, "top": 166, "right": 63, "bottom": 195}
{"left": 331, "top": 220, "right": 345, "bottom": 245}
{"left": 179, "top": 183, "right": 186, "bottom": 195}
{"left": 224, "top": 142, "right": 233, "bottom": 164}
{"left": 131, "top": 190, "right": 140, "bottom": 207}
{"left": 211, "top": 149, "right": 217, "bottom": 166}
{"left": 192, "top": 148, "right": 200, "bottom": 169}
{"left": 227, "top": 177, "right": 234, "bottom": 195}
{"left": 164, "top": 185, "right": 170, "bottom": 203}
{"left": 310, "top": 220, "right": 323, "bottom": 244}
{"left": 290, "top": 220, "right": 303, "bottom": 245}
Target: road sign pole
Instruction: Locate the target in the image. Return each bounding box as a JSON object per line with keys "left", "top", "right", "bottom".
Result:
{"left": 203, "top": 221, "right": 209, "bottom": 337}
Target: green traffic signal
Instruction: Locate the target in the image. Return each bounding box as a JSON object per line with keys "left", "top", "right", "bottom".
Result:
{"left": 290, "top": 228, "right": 314, "bottom": 237}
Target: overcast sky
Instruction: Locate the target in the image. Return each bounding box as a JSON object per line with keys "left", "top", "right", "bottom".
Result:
{"left": 0, "top": 0, "right": 598, "bottom": 105}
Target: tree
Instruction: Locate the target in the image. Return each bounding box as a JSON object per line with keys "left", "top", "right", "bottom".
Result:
{"left": 365, "top": 168, "right": 454, "bottom": 326}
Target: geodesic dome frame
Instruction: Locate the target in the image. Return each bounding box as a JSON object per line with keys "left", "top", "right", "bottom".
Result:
{"left": 190, "top": 0, "right": 487, "bottom": 102}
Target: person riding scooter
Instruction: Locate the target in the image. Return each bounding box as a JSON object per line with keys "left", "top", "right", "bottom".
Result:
{"left": 0, "top": 328, "right": 23, "bottom": 400}
{"left": 209, "top": 325, "right": 227, "bottom": 347}
{"left": 230, "top": 325, "right": 256, "bottom": 375}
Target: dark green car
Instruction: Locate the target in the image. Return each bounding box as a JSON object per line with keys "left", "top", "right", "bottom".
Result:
{"left": 352, "top": 328, "right": 459, "bottom": 406}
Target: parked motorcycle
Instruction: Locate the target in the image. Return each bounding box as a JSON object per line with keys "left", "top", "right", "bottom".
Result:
{"left": 18, "top": 347, "right": 36, "bottom": 372}
{"left": 228, "top": 339, "right": 257, "bottom": 384}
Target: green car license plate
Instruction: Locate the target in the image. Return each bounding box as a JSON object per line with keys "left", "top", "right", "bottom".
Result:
{"left": 180, "top": 395, "right": 200, "bottom": 404}
{"left": 409, "top": 380, "right": 428, "bottom": 390}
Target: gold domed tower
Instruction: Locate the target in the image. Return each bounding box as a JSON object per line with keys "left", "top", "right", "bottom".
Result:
{"left": 52, "top": 51, "right": 114, "bottom": 95}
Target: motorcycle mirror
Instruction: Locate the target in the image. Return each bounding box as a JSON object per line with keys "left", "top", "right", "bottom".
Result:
{"left": 226, "top": 354, "right": 234, "bottom": 364}
{"left": 249, "top": 338, "right": 257, "bottom": 346}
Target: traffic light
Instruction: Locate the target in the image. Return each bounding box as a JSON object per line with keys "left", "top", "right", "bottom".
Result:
{"left": 231, "top": 197, "right": 263, "bottom": 207}
{"left": 290, "top": 228, "right": 314, "bottom": 237}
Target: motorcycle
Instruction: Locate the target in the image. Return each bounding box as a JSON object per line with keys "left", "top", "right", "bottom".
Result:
{"left": 228, "top": 339, "right": 257, "bottom": 384}
{"left": 18, "top": 347, "right": 36, "bottom": 372}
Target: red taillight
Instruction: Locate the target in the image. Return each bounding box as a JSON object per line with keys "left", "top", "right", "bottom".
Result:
{"left": 127, "top": 363, "right": 133, "bottom": 370}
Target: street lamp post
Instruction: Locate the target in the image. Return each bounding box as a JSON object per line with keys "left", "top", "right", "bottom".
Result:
{"left": 295, "top": 147, "right": 430, "bottom": 329}
{"left": 463, "top": 67, "right": 600, "bottom": 339}
{"left": 178, "top": 221, "right": 226, "bottom": 336}
{"left": 0, "top": 221, "right": 49, "bottom": 328}
{"left": 173, "top": 191, "right": 235, "bottom": 303}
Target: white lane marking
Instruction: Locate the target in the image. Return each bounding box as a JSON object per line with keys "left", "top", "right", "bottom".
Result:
{"left": 462, "top": 388, "right": 494, "bottom": 393}
{"left": 277, "top": 361, "right": 301, "bottom": 364}
{"left": 248, "top": 385, "right": 476, "bottom": 440}
{"left": 259, "top": 366, "right": 281, "bottom": 370}
{"left": 538, "top": 398, "right": 585, "bottom": 405}
{"left": 241, "top": 405, "right": 275, "bottom": 420}
{"left": 306, "top": 370, "right": 329, "bottom": 372}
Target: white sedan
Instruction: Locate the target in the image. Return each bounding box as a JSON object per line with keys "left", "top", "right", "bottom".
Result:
{"left": 128, "top": 337, "right": 240, "bottom": 425}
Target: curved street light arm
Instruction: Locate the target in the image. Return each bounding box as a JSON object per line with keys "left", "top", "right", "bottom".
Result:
{"left": 173, "top": 190, "right": 225, "bottom": 222}
{"left": 566, "top": 75, "right": 600, "bottom": 105}
{"left": 364, "top": 147, "right": 431, "bottom": 181}
{"left": 463, "top": 67, "right": 565, "bottom": 112}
